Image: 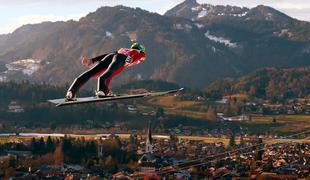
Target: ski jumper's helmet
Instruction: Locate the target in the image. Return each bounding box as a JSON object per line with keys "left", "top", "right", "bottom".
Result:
{"left": 131, "top": 42, "right": 145, "bottom": 53}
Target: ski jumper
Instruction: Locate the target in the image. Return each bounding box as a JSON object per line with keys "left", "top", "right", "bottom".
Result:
{"left": 67, "top": 48, "right": 146, "bottom": 97}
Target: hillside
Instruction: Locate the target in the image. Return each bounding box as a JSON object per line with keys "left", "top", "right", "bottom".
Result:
{"left": 165, "top": 0, "right": 310, "bottom": 41}
{"left": 0, "top": 2, "right": 309, "bottom": 89}
{"left": 0, "top": 6, "right": 238, "bottom": 88}
{"left": 0, "top": 79, "right": 309, "bottom": 134}
{"left": 0, "top": 81, "right": 224, "bottom": 133}
{"left": 206, "top": 67, "right": 310, "bottom": 101}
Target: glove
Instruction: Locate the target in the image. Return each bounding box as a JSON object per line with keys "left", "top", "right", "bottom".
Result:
{"left": 81, "top": 57, "right": 92, "bottom": 66}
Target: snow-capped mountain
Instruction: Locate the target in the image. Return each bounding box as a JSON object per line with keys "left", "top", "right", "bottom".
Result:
{"left": 165, "top": 0, "right": 308, "bottom": 41}
{"left": 165, "top": 0, "right": 249, "bottom": 20}
{"left": 0, "top": 2, "right": 309, "bottom": 88}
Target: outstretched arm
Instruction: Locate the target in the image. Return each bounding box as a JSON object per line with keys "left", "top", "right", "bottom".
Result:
{"left": 81, "top": 54, "right": 109, "bottom": 66}
{"left": 90, "top": 54, "right": 109, "bottom": 63}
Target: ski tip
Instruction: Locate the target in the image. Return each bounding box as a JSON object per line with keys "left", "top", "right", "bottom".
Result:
{"left": 179, "top": 87, "right": 184, "bottom": 91}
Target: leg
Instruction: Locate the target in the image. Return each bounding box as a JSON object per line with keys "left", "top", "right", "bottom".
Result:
{"left": 67, "top": 53, "right": 114, "bottom": 97}
{"left": 97, "top": 54, "right": 127, "bottom": 95}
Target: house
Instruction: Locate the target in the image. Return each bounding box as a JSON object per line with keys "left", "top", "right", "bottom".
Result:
{"left": 6, "top": 150, "right": 32, "bottom": 159}
{"left": 216, "top": 98, "right": 228, "bottom": 104}
{"left": 220, "top": 114, "right": 250, "bottom": 121}
{"left": 7, "top": 101, "right": 24, "bottom": 113}
{"left": 127, "top": 105, "right": 137, "bottom": 113}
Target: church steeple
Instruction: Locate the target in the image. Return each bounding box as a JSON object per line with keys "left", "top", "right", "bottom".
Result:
{"left": 145, "top": 119, "right": 153, "bottom": 153}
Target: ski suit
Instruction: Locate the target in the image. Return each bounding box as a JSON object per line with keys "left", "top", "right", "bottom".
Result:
{"left": 67, "top": 48, "right": 146, "bottom": 96}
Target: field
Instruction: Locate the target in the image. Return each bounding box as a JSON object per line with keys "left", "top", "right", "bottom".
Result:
{"left": 1, "top": 134, "right": 309, "bottom": 147}
{"left": 224, "top": 93, "right": 249, "bottom": 100}
{"left": 147, "top": 96, "right": 210, "bottom": 119}
{"left": 250, "top": 115, "right": 310, "bottom": 133}
{"left": 146, "top": 96, "right": 310, "bottom": 134}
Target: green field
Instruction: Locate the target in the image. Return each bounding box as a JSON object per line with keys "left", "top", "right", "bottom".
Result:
{"left": 250, "top": 115, "right": 310, "bottom": 133}
{"left": 146, "top": 96, "right": 310, "bottom": 134}
{"left": 147, "top": 96, "right": 211, "bottom": 119}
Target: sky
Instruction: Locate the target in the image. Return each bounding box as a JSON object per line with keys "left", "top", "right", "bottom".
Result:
{"left": 0, "top": 0, "right": 309, "bottom": 34}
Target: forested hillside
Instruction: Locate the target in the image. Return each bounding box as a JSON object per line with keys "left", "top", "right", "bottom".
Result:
{"left": 207, "top": 67, "right": 310, "bottom": 101}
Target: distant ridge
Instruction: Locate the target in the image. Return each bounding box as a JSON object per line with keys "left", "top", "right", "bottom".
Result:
{"left": 0, "top": 2, "right": 308, "bottom": 89}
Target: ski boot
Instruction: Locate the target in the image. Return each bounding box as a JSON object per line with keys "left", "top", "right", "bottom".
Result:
{"left": 95, "top": 91, "right": 107, "bottom": 98}
{"left": 65, "top": 91, "right": 76, "bottom": 101}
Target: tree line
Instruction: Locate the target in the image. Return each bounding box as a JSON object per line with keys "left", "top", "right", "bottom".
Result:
{"left": 206, "top": 67, "right": 310, "bottom": 102}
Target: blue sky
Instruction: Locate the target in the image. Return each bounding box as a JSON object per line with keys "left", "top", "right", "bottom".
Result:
{"left": 0, "top": 0, "right": 310, "bottom": 34}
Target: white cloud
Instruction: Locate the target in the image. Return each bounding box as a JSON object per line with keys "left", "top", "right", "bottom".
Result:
{"left": 17, "top": 14, "right": 83, "bottom": 24}
{"left": 0, "top": 25, "right": 16, "bottom": 35}
{"left": 149, "top": 0, "right": 183, "bottom": 14}
{"left": 0, "top": 14, "right": 84, "bottom": 34}
{"left": 276, "top": 3, "right": 310, "bottom": 10}
{"left": 198, "top": 0, "right": 310, "bottom": 9}
{"left": 197, "top": 0, "right": 310, "bottom": 21}
{"left": 277, "top": 8, "right": 310, "bottom": 21}
{"left": 0, "top": 0, "right": 100, "bottom": 5}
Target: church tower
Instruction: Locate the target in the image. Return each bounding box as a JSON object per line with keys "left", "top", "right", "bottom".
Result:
{"left": 145, "top": 119, "right": 153, "bottom": 153}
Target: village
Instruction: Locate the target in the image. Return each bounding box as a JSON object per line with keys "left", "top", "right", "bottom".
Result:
{"left": 0, "top": 119, "right": 309, "bottom": 179}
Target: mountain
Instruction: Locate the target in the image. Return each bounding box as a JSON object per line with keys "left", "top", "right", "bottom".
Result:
{"left": 165, "top": 0, "right": 310, "bottom": 41}
{"left": 0, "top": 3, "right": 309, "bottom": 90}
{"left": 0, "top": 6, "right": 243, "bottom": 88}
{"left": 165, "top": 0, "right": 249, "bottom": 21}
{"left": 166, "top": 0, "right": 293, "bottom": 22}
{"left": 206, "top": 67, "right": 310, "bottom": 100}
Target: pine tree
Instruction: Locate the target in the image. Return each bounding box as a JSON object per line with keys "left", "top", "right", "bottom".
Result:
{"left": 229, "top": 133, "right": 236, "bottom": 147}
{"left": 30, "top": 138, "right": 38, "bottom": 154}
{"left": 38, "top": 137, "right": 46, "bottom": 155}
{"left": 272, "top": 117, "right": 277, "bottom": 123}
{"left": 256, "top": 149, "right": 264, "bottom": 161}
{"left": 86, "top": 159, "right": 95, "bottom": 168}
{"left": 156, "top": 107, "right": 164, "bottom": 118}
{"left": 46, "top": 136, "right": 55, "bottom": 153}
